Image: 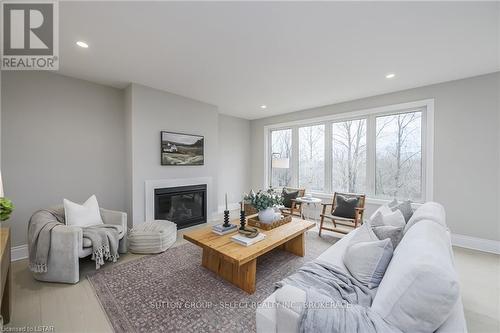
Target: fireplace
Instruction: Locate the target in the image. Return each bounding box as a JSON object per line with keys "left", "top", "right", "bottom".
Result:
{"left": 154, "top": 184, "right": 207, "bottom": 229}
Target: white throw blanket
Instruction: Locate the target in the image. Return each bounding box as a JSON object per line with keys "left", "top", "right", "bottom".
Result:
{"left": 28, "top": 207, "right": 120, "bottom": 272}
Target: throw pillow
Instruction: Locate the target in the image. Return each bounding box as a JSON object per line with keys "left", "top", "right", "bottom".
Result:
{"left": 387, "top": 198, "right": 399, "bottom": 209}
{"left": 372, "top": 225, "right": 404, "bottom": 248}
{"left": 370, "top": 210, "right": 406, "bottom": 228}
{"left": 350, "top": 223, "right": 379, "bottom": 243}
{"left": 368, "top": 204, "right": 392, "bottom": 221}
{"left": 392, "top": 200, "right": 414, "bottom": 222}
{"left": 343, "top": 238, "right": 394, "bottom": 289}
{"left": 282, "top": 189, "right": 299, "bottom": 208}
{"left": 332, "top": 195, "right": 359, "bottom": 219}
{"left": 64, "top": 195, "right": 104, "bottom": 227}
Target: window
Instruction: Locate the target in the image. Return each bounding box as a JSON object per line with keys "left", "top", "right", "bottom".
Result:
{"left": 299, "top": 124, "right": 325, "bottom": 191}
{"left": 375, "top": 112, "right": 422, "bottom": 201}
{"left": 265, "top": 100, "right": 433, "bottom": 203}
{"left": 332, "top": 119, "right": 366, "bottom": 194}
{"left": 270, "top": 128, "right": 292, "bottom": 188}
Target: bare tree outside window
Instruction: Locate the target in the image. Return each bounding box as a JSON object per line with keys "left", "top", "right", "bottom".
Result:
{"left": 332, "top": 119, "right": 367, "bottom": 193}
{"left": 299, "top": 125, "right": 325, "bottom": 191}
{"left": 271, "top": 129, "right": 292, "bottom": 187}
{"left": 376, "top": 112, "right": 422, "bottom": 200}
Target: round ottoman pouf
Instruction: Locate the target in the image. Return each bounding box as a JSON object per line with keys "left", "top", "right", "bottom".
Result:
{"left": 129, "top": 220, "right": 177, "bottom": 254}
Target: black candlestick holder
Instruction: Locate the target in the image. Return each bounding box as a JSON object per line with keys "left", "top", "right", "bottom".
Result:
{"left": 239, "top": 210, "right": 246, "bottom": 230}
{"left": 223, "top": 210, "right": 230, "bottom": 227}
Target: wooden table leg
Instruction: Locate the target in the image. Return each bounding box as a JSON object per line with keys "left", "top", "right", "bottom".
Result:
{"left": 282, "top": 232, "right": 305, "bottom": 257}
{"left": 202, "top": 248, "right": 256, "bottom": 294}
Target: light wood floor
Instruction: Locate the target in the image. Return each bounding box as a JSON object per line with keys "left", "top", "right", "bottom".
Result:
{"left": 5, "top": 225, "right": 500, "bottom": 333}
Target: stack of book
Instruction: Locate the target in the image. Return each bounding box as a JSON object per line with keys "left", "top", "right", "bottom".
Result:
{"left": 212, "top": 223, "right": 238, "bottom": 235}
{"left": 231, "top": 233, "right": 266, "bottom": 246}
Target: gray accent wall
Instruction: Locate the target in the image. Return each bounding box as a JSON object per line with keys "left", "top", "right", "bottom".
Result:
{"left": 1, "top": 72, "right": 127, "bottom": 247}
{"left": 217, "top": 114, "right": 251, "bottom": 210}
{"left": 251, "top": 72, "right": 500, "bottom": 241}
{"left": 127, "top": 83, "right": 219, "bottom": 225}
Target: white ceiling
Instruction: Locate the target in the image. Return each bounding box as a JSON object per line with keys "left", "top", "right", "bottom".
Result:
{"left": 58, "top": 1, "right": 500, "bottom": 120}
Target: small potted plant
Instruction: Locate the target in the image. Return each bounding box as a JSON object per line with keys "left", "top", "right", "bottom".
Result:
{"left": 244, "top": 189, "right": 283, "bottom": 223}
{"left": 0, "top": 197, "right": 14, "bottom": 222}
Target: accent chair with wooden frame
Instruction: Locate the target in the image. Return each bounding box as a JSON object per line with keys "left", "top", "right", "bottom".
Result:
{"left": 319, "top": 192, "right": 366, "bottom": 235}
{"left": 280, "top": 187, "right": 306, "bottom": 218}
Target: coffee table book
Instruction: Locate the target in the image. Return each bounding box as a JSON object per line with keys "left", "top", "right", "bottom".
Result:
{"left": 231, "top": 233, "right": 266, "bottom": 246}
{"left": 212, "top": 223, "right": 237, "bottom": 235}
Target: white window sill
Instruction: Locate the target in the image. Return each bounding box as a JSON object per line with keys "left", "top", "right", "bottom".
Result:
{"left": 306, "top": 191, "right": 424, "bottom": 208}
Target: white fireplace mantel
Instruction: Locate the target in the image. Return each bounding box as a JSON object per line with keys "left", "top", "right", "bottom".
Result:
{"left": 144, "top": 177, "right": 213, "bottom": 222}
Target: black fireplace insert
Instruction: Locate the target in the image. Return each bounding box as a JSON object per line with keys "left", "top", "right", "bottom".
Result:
{"left": 154, "top": 184, "right": 207, "bottom": 229}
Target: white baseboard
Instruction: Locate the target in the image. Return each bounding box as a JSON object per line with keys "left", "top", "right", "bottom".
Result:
{"left": 451, "top": 234, "right": 500, "bottom": 254}
{"left": 11, "top": 244, "right": 28, "bottom": 262}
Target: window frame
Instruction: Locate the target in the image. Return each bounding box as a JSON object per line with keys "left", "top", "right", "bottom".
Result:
{"left": 264, "top": 99, "right": 434, "bottom": 204}
{"left": 298, "top": 123, "right": 326, "bottom": 192}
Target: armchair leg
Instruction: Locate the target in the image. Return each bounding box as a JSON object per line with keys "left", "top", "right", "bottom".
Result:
{"left": 319, "top": 204, "right": 329, "bottom": 237}
{"left": 319, "top": 216, "right": 324, "bottom": 237}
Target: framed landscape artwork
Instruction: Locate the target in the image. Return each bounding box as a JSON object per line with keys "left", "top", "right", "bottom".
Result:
{"left": 161, "top": 131, "right": 204, "bottom": 166}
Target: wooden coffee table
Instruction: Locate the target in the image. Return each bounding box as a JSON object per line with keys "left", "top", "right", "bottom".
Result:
{"left": 183, "top": 218, "right": 315, "bottom": 294}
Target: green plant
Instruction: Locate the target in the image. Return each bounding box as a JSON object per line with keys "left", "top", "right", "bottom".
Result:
{"left": 0, "top": 198, "right": 14, "bottom": 221}
{"left": 244, "top": 189, "right": 282, "bottom": 211}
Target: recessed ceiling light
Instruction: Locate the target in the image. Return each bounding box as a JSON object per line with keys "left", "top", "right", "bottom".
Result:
{"left": 76, "top": 41, "right": 89, "bottom": 48}
{"left": 385, "top": 73, "right": 396, "bottom": 79}
{"left": 260, "top": 105, "right": 267, "bottom": 109}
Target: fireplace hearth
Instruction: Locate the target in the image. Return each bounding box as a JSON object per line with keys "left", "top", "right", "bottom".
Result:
{"left": 154, "top": 184, "right": 207, "bottom": 229}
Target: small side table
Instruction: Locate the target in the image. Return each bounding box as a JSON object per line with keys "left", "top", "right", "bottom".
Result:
{"left": 0, "top": 228, "right": 11, "bottom": 325}
{"left": 294, "top": 197, "right": 322, "bottom": 221}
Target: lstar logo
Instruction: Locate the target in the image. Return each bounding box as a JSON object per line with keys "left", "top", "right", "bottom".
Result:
{"left": 1, "top": 1, "right": 59, "bottom": 70}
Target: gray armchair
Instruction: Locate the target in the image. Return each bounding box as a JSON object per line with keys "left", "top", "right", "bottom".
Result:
{"left": 32, "top": 207, "right": 128, "bottom": 284}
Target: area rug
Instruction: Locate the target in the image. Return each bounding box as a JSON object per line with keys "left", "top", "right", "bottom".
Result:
{"left": 88, "top": 230, "right": 337, "bottom": 333}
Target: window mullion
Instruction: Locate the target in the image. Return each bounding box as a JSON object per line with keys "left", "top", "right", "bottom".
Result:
{"left": 366, "top": 115, "right": 376, "bottom": 196}
{"left": 324, "top": 122, "right": 332, "bottom": 194}
{"left": 291, "top": 126, "right": 299, "bottom": 188}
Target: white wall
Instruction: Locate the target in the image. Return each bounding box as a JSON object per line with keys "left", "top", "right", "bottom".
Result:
{"left": 251, "top": 72, "right": 500, "bottom": 241}
{"left": 1, "top": 72, "right": 127, "bottom": 247}
{"left": 217, "top": 114, "right": 251, "bottom": 211}
{"left": 128, "top": 83, "right": 219, "bottom": 225}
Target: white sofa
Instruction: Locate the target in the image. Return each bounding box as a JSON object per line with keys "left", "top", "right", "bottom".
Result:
{"left": 256, "top": 202, "right": 467, "bottom": 333}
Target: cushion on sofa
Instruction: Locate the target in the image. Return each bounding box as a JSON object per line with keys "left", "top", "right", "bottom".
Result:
{"left": 371, "top": 220, "right": 460, "bottom": 333}
{"left": 370, "top": 210, "right": 405, "bottom": 228}
{"left": 369, "top": 204, "right": 392, "bottom": 220}
{"left": 317, "top": 227, "right": 360, "bottom": 273}
{"left": 387, "top": 198, "right": 399, "bottom": 208}
{"left": 349, "top": 223, "right": 378, "bottom": 243}
{"left": 391, "top": 200, "right": 413, "bottom": 222}
{"left": 343, "top": 238, "right": 393, "bottom": 289}
{"left": 404, "top": 201, "right": 446, "bottom": 234}
{"left": 371, "top": 224, "right": 404, "bottom": 249}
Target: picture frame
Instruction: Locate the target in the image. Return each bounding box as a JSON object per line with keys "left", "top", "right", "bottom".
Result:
{"left": 160, "top": 131, "right": 204, "bottom": 166}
